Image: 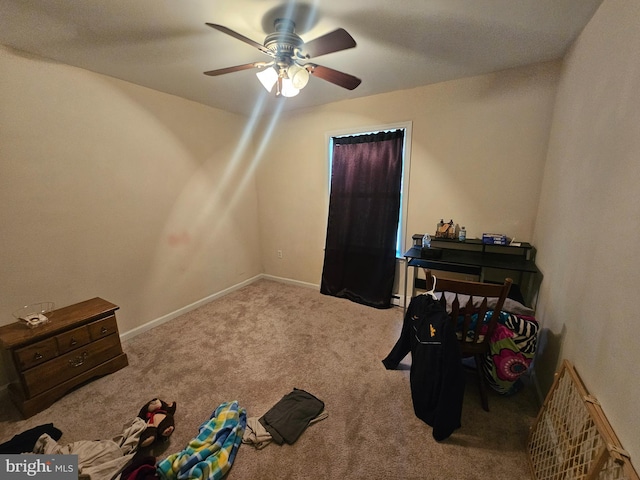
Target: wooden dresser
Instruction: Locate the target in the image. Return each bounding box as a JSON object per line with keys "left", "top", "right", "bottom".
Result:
{"left": 0, "top": 297, "right": 128, "bottom": 418}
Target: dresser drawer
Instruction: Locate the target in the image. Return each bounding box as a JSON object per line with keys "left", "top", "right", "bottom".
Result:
{"left": 15, "top": 338, "right": 58, "bottom": 371}
{"left": 0, "top": 297, "right": 127, "bottom": 418}
{"left": 56, "top": 325, "right": 91, "bottom": 354}
{"left": 88, "top": 315, "right": 118, "bottom": 340}
{"left": 22, "top": 334, "right": 123, "bottom": 397}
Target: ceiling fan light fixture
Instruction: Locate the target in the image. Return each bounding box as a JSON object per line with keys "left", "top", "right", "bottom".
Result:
{"left": 287, "top": 65, "right": 310, "bottom": 90}
{"left": 256, "top": 67, "right": 278, "bottom": 92}
{"left": 281, "top": 78, "right": 300, "bottom": 97}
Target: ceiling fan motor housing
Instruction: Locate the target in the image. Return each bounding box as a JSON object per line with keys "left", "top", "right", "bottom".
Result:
{"left": 264, "top": 18, "right": 304, "bottom": 69}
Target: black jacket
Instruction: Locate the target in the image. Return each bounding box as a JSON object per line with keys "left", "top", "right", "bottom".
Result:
{"left": 383, "top": 295, "right": 465, "bottom": 441}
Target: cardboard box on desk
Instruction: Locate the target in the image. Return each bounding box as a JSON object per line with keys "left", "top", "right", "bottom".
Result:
{"left": 436, "top": 223, "right": 457, "bottom": 239}
{"left": 482, "top": 233, "right": 507, "bottom": 245}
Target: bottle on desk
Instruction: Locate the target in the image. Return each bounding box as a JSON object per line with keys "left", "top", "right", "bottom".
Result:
{"left": 459, "top": 226, "right": 466, "bottom": 242}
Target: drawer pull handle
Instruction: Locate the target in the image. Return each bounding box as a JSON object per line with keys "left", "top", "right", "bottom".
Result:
{"left": 69, "top": 352, "right": 88, "bottom": 367}
{"left": 34, "top": 352, "right": 43, "bottom": 361}
{"left": 100, "top": 327, "right": 109, "bottom": 335}
{"left": 70, "top": 338, "right": 78, "bottom": 346}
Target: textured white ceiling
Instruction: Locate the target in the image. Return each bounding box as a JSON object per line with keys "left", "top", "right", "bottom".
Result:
{"left": 1, "top": 0, "right": 603, "bottom": 116}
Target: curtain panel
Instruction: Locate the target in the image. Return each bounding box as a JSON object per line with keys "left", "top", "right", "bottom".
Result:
{"left": 320, "top": 130, "right": 404, "bottom": 309}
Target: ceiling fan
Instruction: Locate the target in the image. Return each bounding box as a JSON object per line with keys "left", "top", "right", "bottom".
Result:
{"left": 204, "top": 18, "right": 361, "bottom": 98}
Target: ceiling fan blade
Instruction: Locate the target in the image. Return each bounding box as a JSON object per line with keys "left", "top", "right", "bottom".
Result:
{"left": 306, "top": 64, "right": 361, "bottom": 90}
{"left": 205, "top": 23, "right": 273, "bottom": 57}
{"left": 204, "top": 62, "right": 264, "bottom": 76}
{"left": 301, "top": 28, "right": 356, "bottom": 59}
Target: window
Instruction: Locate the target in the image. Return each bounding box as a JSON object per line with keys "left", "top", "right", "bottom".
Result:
{"left": 326, "top": 122, "right": 412, "bottom": 257}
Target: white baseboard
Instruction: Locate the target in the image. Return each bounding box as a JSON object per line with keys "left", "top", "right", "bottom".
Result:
{"left": 391, "top": 294, "right": 407, "bottom": 308}
{"left": 120, "top": 274, "right": 322, "bottom": 343}
{"left": 120, "top": 274, "right": 263, "bottom": 342}
{"left": 260, "top": 274, "right": 319, "bottom": 290}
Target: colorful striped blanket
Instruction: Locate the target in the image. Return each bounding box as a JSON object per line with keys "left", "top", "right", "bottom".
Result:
{"left": 482, "top": 312, "right": 538, "bottom": 395}
{"left": 452, "top": 309, "right": 539, "bottom": 395}
{"left": 157, "top": 401, "right": 246, "bottom": 480}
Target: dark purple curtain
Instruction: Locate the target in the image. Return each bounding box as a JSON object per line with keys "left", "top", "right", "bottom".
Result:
{"left": 320, "top": 130, "right": 404, "bottom": 309}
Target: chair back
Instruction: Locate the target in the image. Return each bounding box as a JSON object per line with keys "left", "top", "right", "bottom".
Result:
{"left": 424, "top": 270, "right": 512, "bottom": 357}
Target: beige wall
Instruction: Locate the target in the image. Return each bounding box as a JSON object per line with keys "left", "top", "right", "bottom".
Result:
{"left": 532, "top": 0, "right": 640, "bottom": 465}
{"left": 0, "top": 47, "right": 263, "bottom": 383}
{"left": 4, "top": 5, "right": 637, "bottom": 464}
{"left": 257, "top": 62, "right": 560, "bottom": 295}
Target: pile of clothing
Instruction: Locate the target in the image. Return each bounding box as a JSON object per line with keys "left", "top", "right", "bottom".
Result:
{"left": 1, "top": 389, "right": 327, "bottom": 480}
{"left": 242, "top": 388, "right": 327, "bottom": 450}
{"left": 156, "top": 401, "right": 246, "bottom": 480}
{"left": 0, "top": 418, "right": 147, "bottom": 480}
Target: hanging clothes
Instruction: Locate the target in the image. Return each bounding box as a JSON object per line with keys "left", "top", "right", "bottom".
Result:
{"left": 382, "top": 294, "right": 465, "bottom": 441}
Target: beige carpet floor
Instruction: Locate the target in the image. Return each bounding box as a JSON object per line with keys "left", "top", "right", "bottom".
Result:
{"left": 0, "top": 279, "right": 539, "bottom": 479}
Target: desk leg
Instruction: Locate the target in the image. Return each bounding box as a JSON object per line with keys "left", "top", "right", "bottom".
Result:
{"left": 403, "top": 259, "right": 408, "bottom": 313}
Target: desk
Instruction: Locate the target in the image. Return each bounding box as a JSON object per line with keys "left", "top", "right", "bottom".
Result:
{"left": 403, "top": 237, "right": 540, "bottom": 311}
